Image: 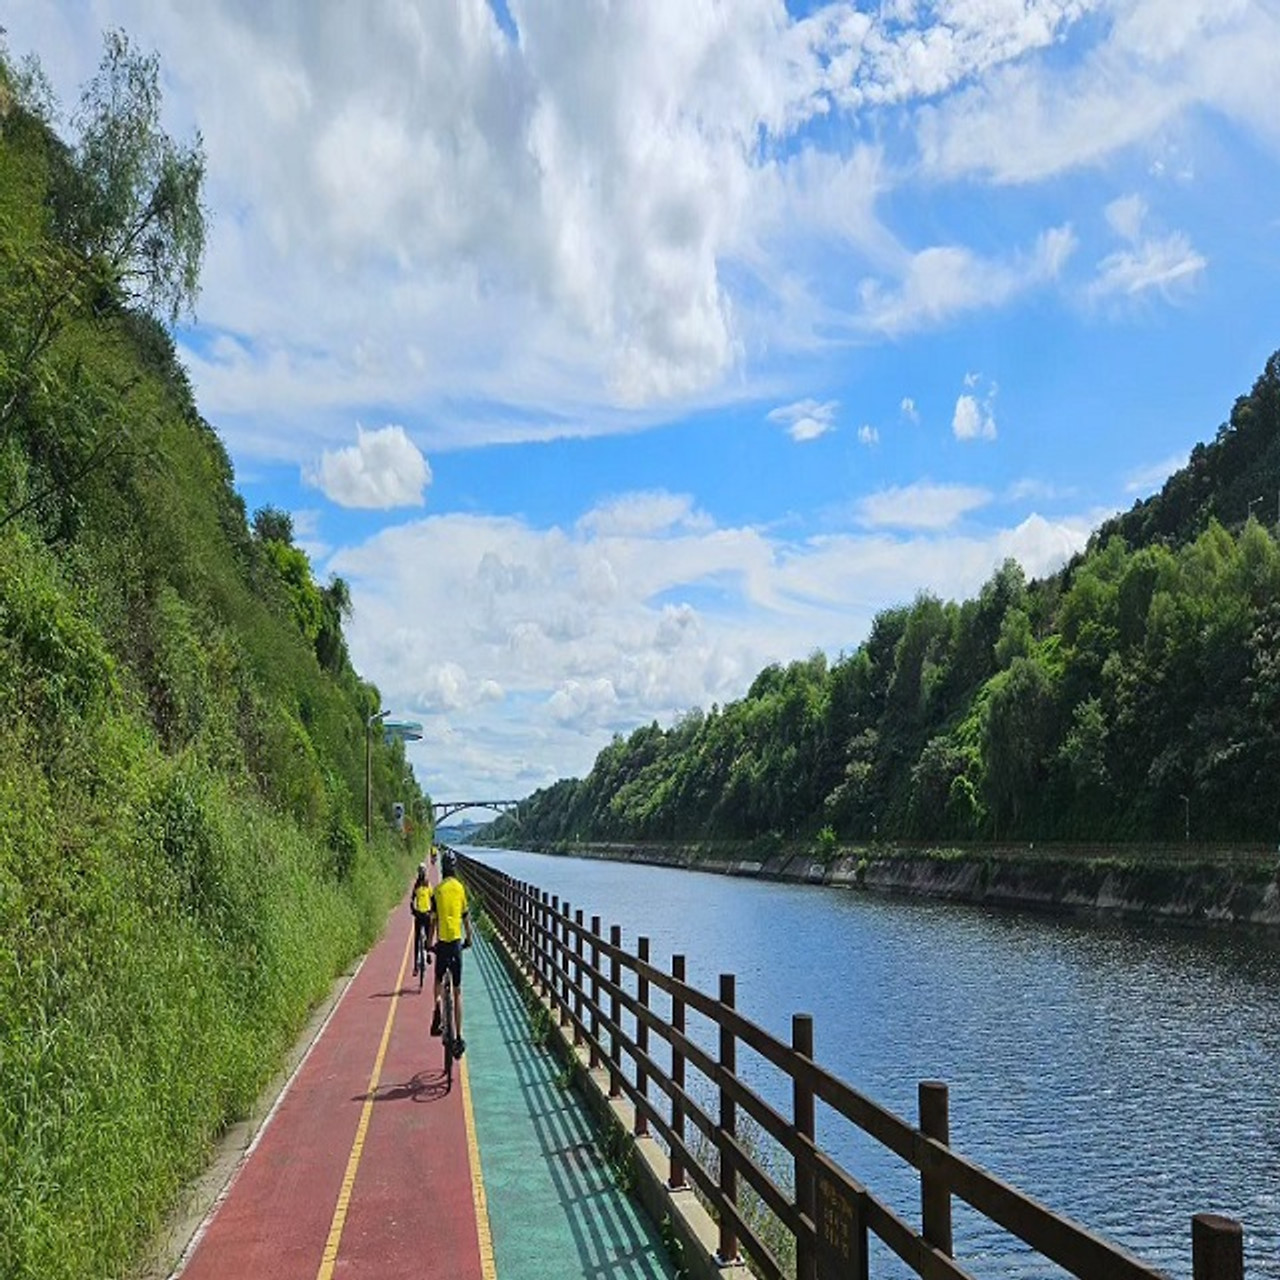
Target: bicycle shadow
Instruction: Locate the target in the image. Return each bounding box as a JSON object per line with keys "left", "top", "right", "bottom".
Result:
{"left": 353, "top": 1069, "right": 450, "bottom": 1104}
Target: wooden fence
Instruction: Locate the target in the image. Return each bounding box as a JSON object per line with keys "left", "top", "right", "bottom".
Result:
{"left": 457, "top": 851, "right": 1246, "bottom": 1280}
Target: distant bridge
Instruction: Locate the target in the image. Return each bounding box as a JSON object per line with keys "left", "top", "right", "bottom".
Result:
{"left": 432, "top": 799, "right": 521, "bottom": 824}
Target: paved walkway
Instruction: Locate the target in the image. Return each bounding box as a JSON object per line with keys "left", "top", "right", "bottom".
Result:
{"left": 169, "top": 893, "right": 674, "bottom": 1280}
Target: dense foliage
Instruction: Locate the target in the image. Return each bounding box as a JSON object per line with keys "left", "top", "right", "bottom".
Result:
{"left": 490, "top": 358, "right": 1280, "bottom": 851}
{"left": 0, "top": 38, "right": 427, "bottom": 1280}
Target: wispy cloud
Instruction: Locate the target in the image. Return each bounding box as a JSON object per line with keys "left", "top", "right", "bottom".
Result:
{"left": 767, "top": 398, "right": 838, "bottom": 442}
{"left": 856, "top": 482, "right": 992, "bottom": 530}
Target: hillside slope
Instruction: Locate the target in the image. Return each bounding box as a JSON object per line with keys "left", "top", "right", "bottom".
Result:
{"left": 486, "top": 355, "right": 1280, "bottom": 852}
{"left": 0, "top": 44, "right": 425, "bottom": 1280}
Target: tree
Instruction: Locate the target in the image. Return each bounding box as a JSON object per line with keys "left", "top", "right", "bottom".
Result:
{"left": 52, "top": 30, "right": 207, "bottom": 323}
{"left": 252, "top": 505, "right": 295, "bottom": 545}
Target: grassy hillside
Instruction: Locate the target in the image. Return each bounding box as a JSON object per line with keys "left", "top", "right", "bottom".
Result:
{"left": 0, "top": 41, "right": 426, "bottom": 1280}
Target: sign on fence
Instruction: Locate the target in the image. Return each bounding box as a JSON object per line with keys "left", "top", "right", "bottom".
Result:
{"left": 816, "top": 1176, "right": 867, "bottom": 1280}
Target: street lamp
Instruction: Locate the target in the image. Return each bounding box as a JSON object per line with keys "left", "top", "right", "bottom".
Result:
{"left": 365, "top": 708, "right": 389, "bottom": 845}
{"left": 1248, "top": 495, "right": 1264, "bottom": 522}
{"left": 1179, "top": 793, "right": 1189, "bottom": 843}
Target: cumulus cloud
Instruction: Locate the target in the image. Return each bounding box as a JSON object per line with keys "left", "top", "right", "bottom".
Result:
{"left": 900, "top": 397, "right": 919, "bottom": 423}
{"left": 857, "top": 424, "right": 879, "bottom": 446}
{"left": 325, "top": 485, "right": 1096, "bottom": 794}
{"left": 7, "top": 0, "right": 1274, "bottom": 459}
{"left": 306, "top": 425, "right": 431, "bottom": 509}
{"left": 953, "top": 375, "right": 999, "bottom": 442}
{"left": 768, "top": 398, "right": 839, "bottom": 443}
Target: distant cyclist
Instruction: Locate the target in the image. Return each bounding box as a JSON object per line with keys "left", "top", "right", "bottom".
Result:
{"left": 428, "top": 849, "right": 473, "bottom": 1058}
{"left": 410, "top": 863, "right": 432, "bottom": 980}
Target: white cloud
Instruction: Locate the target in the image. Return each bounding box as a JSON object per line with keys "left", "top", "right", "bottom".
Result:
{"left": 330, "top": 493, "right": 1093, "bottom": 794}
{"left": 1087, "top": 194, "right": 1206, "bottom": 302}
{"left": 857, "top": 424, "right": 879, "bottom": 446}
{"left": 306, "top": 425, "right": 431, "bottom": 509}
{"left": 856, "top": 226, "right": 1075, "bottom": 336}
{"left": 900, "top": 397, "right": 919, "bottom": 423}
{"left": 1125, "top": 451, "right": 1191, "bottom": 494}
{"left": 15, "top": 0, "right": 1248, "bottom": 459}
{"left": 1089, "top": 233, "right": 1206, "bottom": 301}
{"left": 547, "top": 678, "right": 619, "bottom": 729}
{"left": 917, "top": 1, "right": 1280, "bottom": 184}
{"left": 1105, "top": 193, "right": 1148, "bottom": 242}
{"left": 577, "top": 491, "right": 710, "bottom": 538}
{"left": 768, "top": 398, "right": 839, "bottom": 442}
{"left": 856, "top": 482, "right": 991, "bottom": 530}
{"left": 953, "top": 393, "right": 998, "bottom": 442}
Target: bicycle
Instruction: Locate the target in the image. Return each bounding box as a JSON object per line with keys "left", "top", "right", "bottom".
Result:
{"left": 440, "top": 964, "right": 457, "bottom": 1091}
{"left": 413, "top": 920, "right": 428, "bottom": 992}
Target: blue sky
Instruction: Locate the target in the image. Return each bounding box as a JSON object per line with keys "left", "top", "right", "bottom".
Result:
{"left": 8, "top": 1, "right": 1280, "bottom": 801}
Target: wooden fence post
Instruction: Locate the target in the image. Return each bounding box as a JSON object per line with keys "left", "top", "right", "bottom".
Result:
{"left": 609, "top": 924, "right": 622, "bottom": 1099}
{"left": 539, "top": 891, "right": 551, "bottom": 996}
{"left": 550, "top": 895, "right": 561, "bottom": 1018}
{"left": 670, "top": 954, "right": 687, "bottom": 1189}
{"left": 589, "top": 915, "right": 601, "bottom": 1070}
{"left": 1192, "top": 1214, "right": 1244, "bottom": 1280}
{"left": 919, "top": 1081, "right": 953, "bottom": 1256}
{"left": 636, "top": 936, "right": 650, "bottom": 1136}
{"left": 573, "top": 909, "right": 585, "bottom": 1046}
{"left": 718, "top": 972, "right": 739, "bottom": 1264}
{"left": 794, "top": 1014, "right": 816, "bottom": 1280}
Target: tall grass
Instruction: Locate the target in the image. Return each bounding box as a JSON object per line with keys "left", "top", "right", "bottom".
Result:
{"left": 0, "top": 687, "right": 408, "bottom": 1280}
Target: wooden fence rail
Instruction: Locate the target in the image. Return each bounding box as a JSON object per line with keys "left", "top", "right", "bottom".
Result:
{"left": 456, "top": 851, "right": 1246, "bottom": 1280}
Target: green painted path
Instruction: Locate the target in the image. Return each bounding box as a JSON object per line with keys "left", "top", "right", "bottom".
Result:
{"left": 465, "top": 933, "right": 677, "bottom": 1280}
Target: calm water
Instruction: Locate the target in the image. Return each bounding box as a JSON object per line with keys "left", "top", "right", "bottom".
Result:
{"left": 460, "top": 845, "right": 1280, "bottom": 1279}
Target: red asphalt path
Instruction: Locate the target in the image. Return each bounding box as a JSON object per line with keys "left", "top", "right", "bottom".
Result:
{"left": 177, "top": 896, "right": 485, "bottom": 1280}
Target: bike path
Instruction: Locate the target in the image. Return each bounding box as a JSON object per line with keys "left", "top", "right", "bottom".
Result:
{"left": 170, "top": 892, "right": 673, "bottom": 1280}
{"left": 464, "top": 933, "right": 675, "bottom": 1280}
{"left": 174, "top": 893, "right": 484, "bottom": 1280}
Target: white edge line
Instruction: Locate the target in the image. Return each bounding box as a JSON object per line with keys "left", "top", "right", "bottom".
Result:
{"left": 167, "top": 952, "right": 369, "bottom": 1279}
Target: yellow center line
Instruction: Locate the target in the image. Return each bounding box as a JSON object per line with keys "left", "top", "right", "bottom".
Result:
{"left": 315, "top": 929, "right": 411, "bottom": 1280}
{"left": 460, "top": 1053, "right": 498, "bottom": 1280}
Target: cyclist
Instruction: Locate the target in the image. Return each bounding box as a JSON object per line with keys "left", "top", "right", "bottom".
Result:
{"left": 427, "top": 848, "right": 473, "bottom": 1058}
{"left": 410, "top": 863, "right": 432, "bottom": 979}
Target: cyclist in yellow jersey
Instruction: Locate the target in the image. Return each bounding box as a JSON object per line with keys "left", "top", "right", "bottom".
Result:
{"left": 410, "top": 863, "right": 432, "bottom": 979}
{"left": 427, "top": 848, "right": 473, "bottom": 1057}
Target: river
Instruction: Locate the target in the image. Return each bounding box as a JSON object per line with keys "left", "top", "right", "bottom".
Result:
{"left": 459, "top": 844, "right": 1280, "bottom": 1279}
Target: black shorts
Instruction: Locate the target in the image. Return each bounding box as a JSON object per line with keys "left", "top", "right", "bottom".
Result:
{"left": 434, "top": 939, "right": 463, "bottom": 988}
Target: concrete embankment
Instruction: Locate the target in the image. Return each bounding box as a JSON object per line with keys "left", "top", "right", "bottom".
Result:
{"left": 491, "top": 840, "right": 1280, "bottom": 928}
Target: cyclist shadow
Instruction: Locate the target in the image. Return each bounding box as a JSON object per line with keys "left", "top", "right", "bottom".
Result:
{"left": 355, "top": 1070, "right": 450, "bottom": 1104}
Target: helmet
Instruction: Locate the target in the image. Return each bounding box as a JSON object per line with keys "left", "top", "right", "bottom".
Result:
{"left": 417, "top": 862, "right": 427, "bottom": 877}
{"left": 441, "top": 849, "right": 458, "bottom": 877}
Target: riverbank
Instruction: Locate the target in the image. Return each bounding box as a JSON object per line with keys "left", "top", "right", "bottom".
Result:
{"left": 472, "top": 838, "right": 1280, "bottom": 928}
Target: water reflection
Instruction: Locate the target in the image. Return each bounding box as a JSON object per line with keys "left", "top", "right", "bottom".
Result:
{"left": 462, "top": 846, "right": 1280, "bottom": 1279}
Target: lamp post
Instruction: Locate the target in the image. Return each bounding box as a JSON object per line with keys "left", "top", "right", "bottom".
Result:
{"left": 1179, "top": 793, "right": 1189, "bottom": 843}
{"left": 1247, "top": 495, "right": 1264, "bottom": 522}
{"left": 366, "top": 708, "right": 389, "bottom": 845}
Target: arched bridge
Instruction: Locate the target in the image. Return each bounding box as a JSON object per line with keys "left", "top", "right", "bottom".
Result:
{"left": 432, "top": 799, "right": 521, "bottom": 824}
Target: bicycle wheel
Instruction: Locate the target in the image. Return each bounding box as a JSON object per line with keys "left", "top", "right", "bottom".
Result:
{"left": 416, "top": 932, "right": 425, "bottom": 991}
{"left": 442, "top": 970, "right": 455, "bottom": 1090}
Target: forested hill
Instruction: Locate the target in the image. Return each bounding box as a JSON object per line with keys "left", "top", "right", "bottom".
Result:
{"left": 488, "top": 354, "right": 1280, "bottom": 852}
{"left": 1, "top": 39, "right": 424, "bottom": 1280}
